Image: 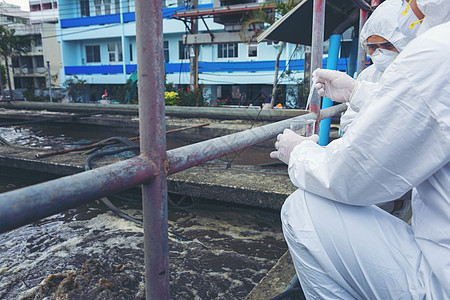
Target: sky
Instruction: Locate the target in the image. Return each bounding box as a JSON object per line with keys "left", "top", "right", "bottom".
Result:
{"left": 2, "top": 0, "right": 30, "bottom": 11}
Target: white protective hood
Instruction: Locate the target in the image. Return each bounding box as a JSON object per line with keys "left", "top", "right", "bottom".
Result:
{"left": 360, "top": 0, "right": 412, "bottom": 52}
{"left": 417, "top": 0, "right": 450, "bottom": 34}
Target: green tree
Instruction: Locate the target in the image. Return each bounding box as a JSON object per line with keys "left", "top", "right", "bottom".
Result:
{"left": 239, "top": 0, "right": 299, "bottom": 109}
{"left": 63, "top": 76, "right": 88, "bottom": 102}
{"left": 0, "top": 25, "right": 30, "bottom": 100}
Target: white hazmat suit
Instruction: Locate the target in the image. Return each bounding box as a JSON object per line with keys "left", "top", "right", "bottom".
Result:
{"left": 342, "top": 0, "right": 450, "bottom": 125}
{"left": 416, "top": 0, "right": 450, "bottom": 34}
{"left": 341, "top": 0, "right": 412, "bottom": 134}
{"left": 282, "top": 21, "right": 450, "bottom": 299}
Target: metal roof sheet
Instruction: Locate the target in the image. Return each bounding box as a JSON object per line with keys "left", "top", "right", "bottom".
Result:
{"left": 257, "top": 0, "right": 361, "bottom": 45}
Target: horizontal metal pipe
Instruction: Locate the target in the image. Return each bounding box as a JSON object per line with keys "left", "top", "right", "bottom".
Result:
{"left": 167, "top": 104, "right": 347, "bottom": 174}
{"left": 0, "top": 156, "right": 155, "bottom": 233}
{"left": 332, "top": 9, "right": 360, "bottom": 35}
{"left": 350, "top": 0, "right": 372, "bottom": 11}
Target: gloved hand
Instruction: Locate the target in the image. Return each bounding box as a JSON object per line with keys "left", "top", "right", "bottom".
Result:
{"left": 270, "top": 129, "right": 319, "bottom": 165}
{"left": 312, "top": 68, "right": 357, "bottom": 103}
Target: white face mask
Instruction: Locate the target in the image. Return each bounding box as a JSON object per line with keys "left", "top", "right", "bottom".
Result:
{"left": 370, "top": 49, "right": 398, "bottom": 72}
{"left": 398, "top": 0, "right": 423, "bottom": 38}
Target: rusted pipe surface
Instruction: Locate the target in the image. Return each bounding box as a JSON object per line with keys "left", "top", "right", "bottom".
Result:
{"left": 350, "top": 0, "right": 372, "bottom": 11}
{"left": 167, "top": 104, "right": 347, "bottom": 174}
{"left": 357, "top": 9, "right": 369, "bottom": 75}
{"left": 0, "top": 156, "right": 155, "bottom": 233}
{"left": 135, "top": 0, "right": 169, "bottom": 297}
{"left": 310, "top": 0, "right": 326, "bottom": 133}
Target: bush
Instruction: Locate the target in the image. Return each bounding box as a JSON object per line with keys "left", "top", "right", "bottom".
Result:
{"left": 63, "top": 76, "right": 88, "bottom": 102}
{"left": 23, "top": 85, "right": 44, "bottom": 102}
{"left": 177, "top": 85, "right": 206, "bottom": 107}
{"left": 165, "top": 91, "right": 179, "bottom": 106}
{"left": 209, "top": 98, "right": 229, "bottom": 107}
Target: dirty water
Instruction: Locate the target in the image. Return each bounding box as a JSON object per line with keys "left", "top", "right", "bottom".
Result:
{"left": 0, "top": 124, "right": 288, "bottom": 299}
{"left": 0, "top": 194, "right": 287, "bottom": 299}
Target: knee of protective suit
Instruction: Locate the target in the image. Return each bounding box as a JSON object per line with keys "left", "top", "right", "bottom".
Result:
{"left": 281, "top": 189, "right": 321, "bottom": 246}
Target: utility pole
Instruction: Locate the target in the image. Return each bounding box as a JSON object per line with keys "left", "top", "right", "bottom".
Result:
{"left": 47, "top": 61, "right": 52, "bottom": 103}
{"left": 189, "top": 0, "right": 198, "bottom": 91}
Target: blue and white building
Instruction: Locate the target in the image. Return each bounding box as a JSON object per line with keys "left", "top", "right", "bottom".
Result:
{"left": 56, "top": 0, "right": 349, "bottom": 105}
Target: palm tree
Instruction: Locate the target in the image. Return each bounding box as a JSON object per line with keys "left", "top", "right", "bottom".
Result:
{"left": 0, "top": 25, "right": 30, "bottom": 100}
{"left": 239, "top": 0, "right": 299, "bottom": 109}
{"left": 0, "top": 65, "right": 6, "bottom": 99}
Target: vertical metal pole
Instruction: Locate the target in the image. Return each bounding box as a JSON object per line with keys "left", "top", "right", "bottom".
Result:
{"left": 356, "top": 1, "right": 378, "bottom": 76}
{"left": 47, "top": 61, "right": 53, "bottom": 103}
{"left": 309, "top": 0, "right": 325, "bottom": 133}
{"left": 135, "top": 0, "right": 169, "bottom": 298}
{"left": 190, "top": 0, "right": 198, "bottom": 91}
{"left": 346, "top": 35, "right": 358, "bottom": 77}
{"left": 356, "top": 9, "right": 368, "bottom": 75}
{"left": 318, "top": 34, "right": 341, "bottom": 146}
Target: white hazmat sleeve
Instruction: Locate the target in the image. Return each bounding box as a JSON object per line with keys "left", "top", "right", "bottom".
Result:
{"left": 288, "top": 23, "right": 449, "bottom": 206}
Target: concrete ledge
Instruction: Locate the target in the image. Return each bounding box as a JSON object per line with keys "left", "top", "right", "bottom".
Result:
{"left": 245, "top": 250, "right": 296, "bottom": 300}
{"left": 0, "top": 101, "right": 309, "bottom": 121}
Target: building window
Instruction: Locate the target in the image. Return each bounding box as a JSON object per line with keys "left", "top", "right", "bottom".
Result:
{"left": 34, "top": 36, "right": 42, "bottom": 47}
{"left": 104, "top": 0, "right": 111, "bottom": 14}
{"left": 12, "top": 57, "right": 20, "bottom": 68}
{"left": 42, "top": 2, "right": 52, "bottom": 9}
{"left": 30, "top": 4, "right": 41, "bottom": 11}
{"left": 86, "top": 45, "right": 101, "bottom": 63}
{"left": 115, "top": 0, "right": 120, "bottom": 13}
{"left": 53, "top": 2, "right": 57, "bottom": 8}
{"left": 35, "top": 56, "right": 45, "bottom": 68}
{"left": 94, "top": 0, "right": 102, "bottom": 15}
{"left": 164, "top": 41, "right": 169, "bottom": 62}
{"left": 178, "top": 40, "right": 189, "bottom": 60}
{"left": 92, "top": 0, "right": 115, "bottom": 15}
{"left": 80, "top": 0, "right": 90, "bottom": 16}
{"left": 248, "top": 43, "right": 257, "bottom": 57}
{"left": 129, "top": 43, "right": 133, "bottom": 61}
{"left": 218, "top": 43, "right": 238, "bottom": 58}
{"left": 108, "top": 43, "right": 123, "bottom": 63}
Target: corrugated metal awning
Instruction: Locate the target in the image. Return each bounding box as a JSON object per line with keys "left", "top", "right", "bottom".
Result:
{"left": 257, "top": 0, "right": 360, "bottom": 45}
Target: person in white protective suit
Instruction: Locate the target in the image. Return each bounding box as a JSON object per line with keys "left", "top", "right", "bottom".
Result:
{"left": 340, "top": 0, "right": 414, "bottom": 216}
{"left": 340, "top": 0, "right": 412, "bottom": 134}
{"left": 270, "top": 1, "right": 450, "bottom": 299}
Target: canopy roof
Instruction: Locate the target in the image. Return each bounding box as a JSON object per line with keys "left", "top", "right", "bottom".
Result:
{"left": 257, "top": 0, "right": 362, "bottom": 45}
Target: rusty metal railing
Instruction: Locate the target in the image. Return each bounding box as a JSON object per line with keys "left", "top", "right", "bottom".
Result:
{"left": 0, "top": 104, "right": 345, "bottom": 234}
